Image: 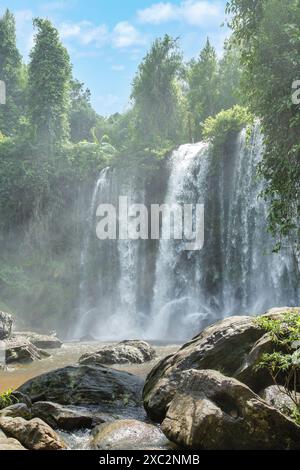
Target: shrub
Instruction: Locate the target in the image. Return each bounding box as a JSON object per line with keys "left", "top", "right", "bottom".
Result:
{"left": 202, "top": 105, "right": 253, "bottom": 147}
{"left": 255, "top": 312, "right": 300, "bottom": 424}
{"left": 0, "top": 389, "right": 17, "bottom": 410}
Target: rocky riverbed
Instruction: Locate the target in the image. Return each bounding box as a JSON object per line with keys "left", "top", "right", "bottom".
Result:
{"left": 0, "top": 307, "right": 300, "bottom": 450}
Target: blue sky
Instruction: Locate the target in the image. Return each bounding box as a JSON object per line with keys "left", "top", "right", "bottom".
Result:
{"left": 0, "top": 1, "right": 230, "bottom": 115}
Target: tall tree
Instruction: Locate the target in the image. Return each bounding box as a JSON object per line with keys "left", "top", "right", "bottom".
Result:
{"left": 69, "top": 79, "right": 97, "bottom": 143}
{"left": 187, "top": 38, "right": 218, "bottom": 141}
{"left": 227, "top": 0, "right": 300, "bottom": 248}
{"left": 0, "top": 9, "right": 23, "bottom": 136}
{"left": 28, "top": 18, "right": 72, "bottom": 149}
{"left": 217, "top": 38, "right": 243, "bottom": 111}
{"left": 131, "top": 35, "right": 184, "bottom": 146}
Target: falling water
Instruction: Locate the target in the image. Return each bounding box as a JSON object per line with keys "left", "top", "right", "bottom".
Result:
{"left": 73, "top": 126, "right": 300, "bottom": 341}
{"left": 73, "top": 167, "right": 111, "bottom": 339}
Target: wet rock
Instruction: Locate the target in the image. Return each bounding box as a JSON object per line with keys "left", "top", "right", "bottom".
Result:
{"left": 91, "top": 419, "right": 176, "bottom": 450}
{"left": 161, "top": 369, "right": 300, "bottom": 450}
{"left": 260, "top": 385, "right": 300, "bottom": 415}
{"left": 31, "top": 401, "right": 114, "bottom": 431}
{"left": 79, "top": 340, "right": 156, "bottom": 366}
{"left": 143, "top": 316, "right": 264, "bottom": 421}
{"left": 0, "top": 416, "right": 66, "bottom": 450}
{"left": 14, "top": 331, "right": 62, "bottom": 349}
{"left": 0, "top": 403, "right": 31, "bottom": 420}
{"left": 0, "top": 311, "right": 13, "bottom": 340}
{"left": 5, "top": 337, "right": 51, "bottom": 364}
{"left": 12, "top": 391, "right": 32, "bottom": 408}
{"left": 18, "top": 364, "right": 144, "bottom": 415}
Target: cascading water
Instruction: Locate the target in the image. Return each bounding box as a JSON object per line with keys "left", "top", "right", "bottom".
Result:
{"left": 149, "top": 142, "right": 214, "bottom": 340}
{"left": 73, "top": 167, "right": 111, "bottom": 339}
{"left": 72, "top": 126, "right": 300, "bottom": 341}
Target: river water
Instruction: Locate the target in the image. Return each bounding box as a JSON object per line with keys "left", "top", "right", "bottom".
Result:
{"left": 0, "top": 341, "right": 180, "bottom": 391}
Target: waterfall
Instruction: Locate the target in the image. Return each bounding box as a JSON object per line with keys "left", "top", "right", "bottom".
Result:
{"left": 73, "top": 167, "right": 111, "bottom": 339}
{"left": 72, "top": 126, "right": 300, "bottom": 341}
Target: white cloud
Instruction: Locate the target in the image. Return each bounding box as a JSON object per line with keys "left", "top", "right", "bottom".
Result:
{"left": 112, "top": 21, "right": 146, "bottom": 48}
{"left": 59, "top": 21, "right": 108, "bottom": 47}
{"left": 137, "top": 2, "right": 178, "bottom": 25}
{"left": 182, "top": 0, "right": 221, "bottom": 26}
{"left": 58, "top": 20, "right": 145, "bottom": 50}
{"left": 137, "top": 1, "right": 222, "bottom": 26}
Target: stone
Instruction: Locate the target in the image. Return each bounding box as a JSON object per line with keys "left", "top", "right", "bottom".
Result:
{"left": 260, "top": 385, "right": 300, "bottom": 415}
{"left": 0, "top": 416, "right": 66, "bottom": 450}
{"left": 0, "top": 434, "right": 27, "bottom": 450}
{"left": 5, "top": 336, "right": 51, "bottom": 364}
{"left": 0, "top": 311, "right": 13, "bottom": 340}
{"left": 161, "top": 369, "right": 300, "bottom": 450}
{"left": 143, "top": 315, "right": 264, "bottom": 421}
{"left": 0, "top": 403, "right": 31, "bottom": 420}
{"left": 14, "top": 331, "right": 62, "bottom": 349}
{"left": 79, "top": 340, "right": 156, "bottom": 366}
{"left": 18, "top": 364, "right": 144, "bottom": 415}
{"left": 91, "top": 419, "right": 176, "bottom": 450}
{"left": 31, "top": 401, "right": 114, "bottom": 430}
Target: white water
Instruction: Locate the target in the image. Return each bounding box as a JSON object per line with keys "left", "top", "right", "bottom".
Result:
{"left": 72, "top": 127, "right": 300, "bottom": 341}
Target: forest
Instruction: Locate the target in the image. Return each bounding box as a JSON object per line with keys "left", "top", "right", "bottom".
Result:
{"left": 0, "top": 0, "right": 300, "bottom": 454}
{"left": 0, "top": 1, "right": 299, "bottom": 330}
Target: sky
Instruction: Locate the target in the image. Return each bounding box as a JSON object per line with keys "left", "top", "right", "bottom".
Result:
{"left": 0, "top": 1, "right": 230, "bottom": 115}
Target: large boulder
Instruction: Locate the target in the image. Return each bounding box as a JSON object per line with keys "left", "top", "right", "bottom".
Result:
{"left": 91, "top": 419, "right": 176, "bottom": 450}
{"left": 18, "top": 364, "right": 144, "bottom": 415}
{"left": 0, "top": 416, "right": 66, "bottom": 450}
{"left": 262, "top": 306, "right": 300, "bottom": 319}
{"left": 234, "top": 333, "right": 276, "bottom": 390}
{"left": 0, "top": 428, "right": 26, "bottom": 450}
{"left": 161, "top": 369, "right": 300, "bottom": 450}
{"left": 14, "top": 331, "right": 62, "bottom": 349}
{"left": 143, "top": 315, "right": 265, "bottom": 421}
{"left": 260, "top": 385, "right": 300, "bottom": 415}
{"left": 31, "top": 401, "right": 113, "bottom": 431}
{"left": 79, "top": 340, "right": 156, "bottom": 366}
{"left": 0, "top": 403, "right": 31, "bottom": 420}
{"left": 5, "top": 336, "right": 50, "bottom": 364}
{"left": 0, "top": 311, "right": 13, "bottom": 340}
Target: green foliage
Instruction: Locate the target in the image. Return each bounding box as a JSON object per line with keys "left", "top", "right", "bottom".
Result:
{"left": 0, "top": 389, "right": 17, "bottom": 409}
{"left": 69, "top": 80, "right": 97, "bottom": 143}
{"left": 131, "top": 35, "right": 185, "bottom": 147}
{"left": 227, "top": 0, "right": 300, "bottom": 249}
{"left": 217, "top": 38, "right": 243, "bottom": 111}
{"left": 186, "top": 39, "right": 219, "bottom": 141}
{"left": 255, "top": 312, "right": 300, "bottom": 421}
{"left": 202, "top": 105, "right": 253, "bottom": 146}
{"left": 28, "top": 18, "right": 72, "bottom": 148}
{"left": 186, "top": 37, "right": 243, "bottom": 141}
{"left": 0, "top": 9, "right": 24, "bottom": 135}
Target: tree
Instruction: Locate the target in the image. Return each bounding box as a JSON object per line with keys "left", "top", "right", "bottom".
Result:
{"left": 69, "top": 79, "right": 97, "bottom": 143}
{"left": 131, "top": 35, "right": 184, "bottom": 146}
{"left": 28, "top": 18, "right": 72, "bottom": 149}
{"left": 186, "top": 38, "right": 219, "bottom": 141}
{"left": 217, "top": 38, "right": 243, "bottom": 111}
{"left": 0, "top": 9, "right": 24, "bottom": 136}
{"left": 227, "top": 0, "right": 300, "bottom": 249}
